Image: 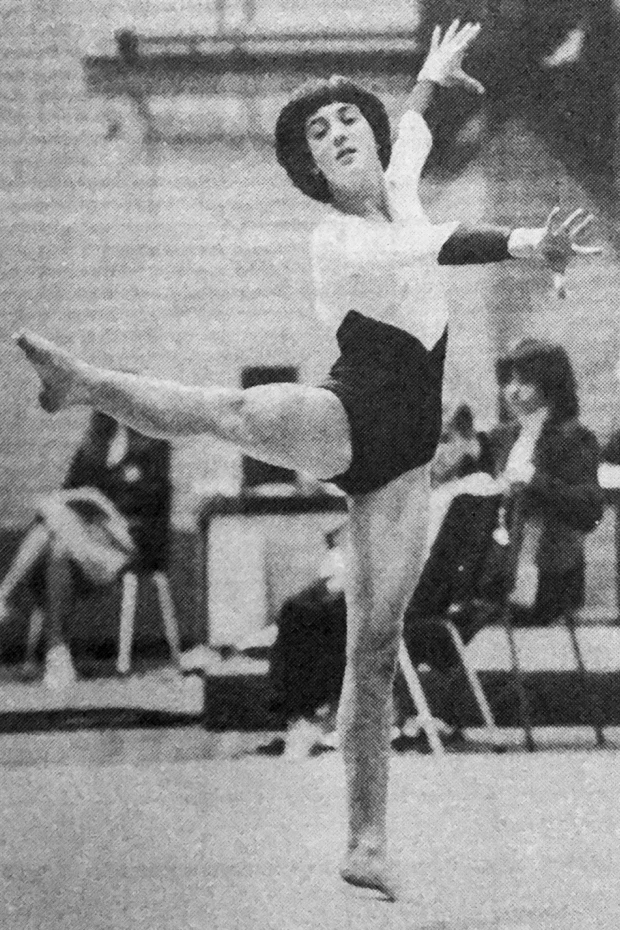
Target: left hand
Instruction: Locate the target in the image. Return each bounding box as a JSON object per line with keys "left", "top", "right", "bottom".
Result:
{"left": 536, "top": 206, "right": 602, "bottom": 298}
{"left": 418, "top": 19, "right": 485, "bottom": 95}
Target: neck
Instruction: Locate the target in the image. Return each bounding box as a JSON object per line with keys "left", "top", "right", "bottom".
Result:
{"left": 518, "top": 405, "right": 548, "bottom": 426}
{"left": 331, "top": 173, "right": 390, "bottom": 221}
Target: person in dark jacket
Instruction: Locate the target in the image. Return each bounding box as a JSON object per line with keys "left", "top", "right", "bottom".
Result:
{"left": 254, "top": 523, "right": 348, "bottom": 758}
{"left": 0, "top": 412, "right": 171, "bottom": 688}
{"left": 488, "top": 337, "right": 603, "bottom": 623}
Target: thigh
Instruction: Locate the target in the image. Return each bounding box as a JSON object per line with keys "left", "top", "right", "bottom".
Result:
{"left": 241, "top": 383, "right": 352, "bottom": 479}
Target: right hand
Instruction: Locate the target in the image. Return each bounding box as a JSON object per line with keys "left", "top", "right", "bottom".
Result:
{"left": 418, "top": 20, "right": 485, "bottom": 95}
{"left": 536, "top": 206, "right": 602, "bottom": 298}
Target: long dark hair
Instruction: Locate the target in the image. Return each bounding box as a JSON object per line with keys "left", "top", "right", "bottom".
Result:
{"left": 496, "top": 337, "right": 580, "bottom": 421}
{"left": 275, "top": 75, "right": 392, "bottom": 203}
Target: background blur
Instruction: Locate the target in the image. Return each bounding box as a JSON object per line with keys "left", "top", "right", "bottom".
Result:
{"left": 2, "top": 0, "right": 620, "bottom": 532}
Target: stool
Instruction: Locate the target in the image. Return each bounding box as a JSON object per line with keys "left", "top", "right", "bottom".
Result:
{"left": 117, "top": 571, "right": 181, "bottom": 675}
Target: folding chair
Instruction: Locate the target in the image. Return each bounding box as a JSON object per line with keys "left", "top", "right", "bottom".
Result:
{"left": 398, "top": 490, "right": 507, "bottom": 754}
{"left": 494, "top": 502, "right": 606, "bottom": 750}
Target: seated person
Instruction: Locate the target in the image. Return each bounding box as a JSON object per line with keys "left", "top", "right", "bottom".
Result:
{"left": 254, "top": 522, "right": 348, "bottom": 758}
{"left": 400, "top": 342, "right": 602, "bottom": 745}
{"left": 0, "top": 412, "right": 172, "bottom": 688}
{"left": 487, "top": 337, "right": 602, "bottom": 624}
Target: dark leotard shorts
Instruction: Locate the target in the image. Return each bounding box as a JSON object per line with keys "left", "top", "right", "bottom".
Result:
{"left": 319, "top": 310, "right": 447, "bottom": 496}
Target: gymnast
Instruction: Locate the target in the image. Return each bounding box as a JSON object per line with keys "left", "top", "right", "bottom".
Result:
{"left": 13, "top": 20, "right": 600, "bottom": 901}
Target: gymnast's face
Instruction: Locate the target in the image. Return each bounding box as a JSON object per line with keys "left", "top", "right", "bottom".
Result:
{"left": 305, "top": 102, "right": 381, "bottom": 193}
{"left": 504, "top": 374, "right": 546, "bottom": 419}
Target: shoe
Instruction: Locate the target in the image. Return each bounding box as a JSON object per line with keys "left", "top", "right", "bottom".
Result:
{"left": 284, "top": 718, "right": 323, "bottom": 760}
{"left": 44, "top": 644, "right": 77, "bottom": 690}
{"left": 308, "top": 741, "right": 337, "bottom": 757}
{"left": 253, "top": 737, "right": 286, "bottom": 756}
{"left": 441, "top": 727, "right": 469, "bottom": 749}
{"left": 180, "top": 645, "right": 222, "bottom": 673}
{"left": 391, "top": 732, "right": 432, "bottom": 753}
{"left": 392, "top": 728, "right": 435, "bottom": 753}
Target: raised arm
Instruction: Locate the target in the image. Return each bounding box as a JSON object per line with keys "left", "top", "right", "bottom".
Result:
{"left": 405, "top": 19, "right": 484, "bottom": 119}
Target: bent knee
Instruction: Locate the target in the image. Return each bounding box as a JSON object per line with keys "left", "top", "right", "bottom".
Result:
{"left": 240, "top": 384, "right": 351, "bottom": 476}
{"left": 241, "top": 384, "right": 297, "bottom": 435}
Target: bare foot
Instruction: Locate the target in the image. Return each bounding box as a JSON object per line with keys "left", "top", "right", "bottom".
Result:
{"left": 12, "top": 331, "right": 91, "bottom": 412}
{"left": 339, "top": 850, "right": 400, "bottom": 902}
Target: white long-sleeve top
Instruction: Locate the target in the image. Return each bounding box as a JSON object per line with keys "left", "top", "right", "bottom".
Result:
{"left": 310, "top": 110, "right": 459, "bottom": 350}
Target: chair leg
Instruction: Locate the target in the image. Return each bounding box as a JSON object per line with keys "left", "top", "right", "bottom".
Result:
{"left": 564, "top": 613, "right": 606, "bottom": 748}
{"left": 502, "top": 607, "right": 536, "bottom": 752}
{"left": 443, "top": 620, "right": 504, "bottom": 749}
{"left": 25, "top": 607, "right": 45, "bottom": 665}
{"left": 117, "top": 572, "right": 138, "bottom": 675}
{"left": 153, "top": 572, "right": 181, "bottom": 669}
{"left": 398, "top": 640, "right": 444, "bottom": 756}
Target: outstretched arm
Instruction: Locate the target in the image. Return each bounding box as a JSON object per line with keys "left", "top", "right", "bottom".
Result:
{"left": 437, "top": 206, "right": 601, "bottom": 297}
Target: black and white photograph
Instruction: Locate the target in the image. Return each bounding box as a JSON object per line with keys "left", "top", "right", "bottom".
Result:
{"left": 2, "top": 0, "right": 620, "bottom": 927}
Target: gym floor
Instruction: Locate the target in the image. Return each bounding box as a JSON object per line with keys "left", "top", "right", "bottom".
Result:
{"left": 1, "top": 749, "right": 619, "bottom": 929}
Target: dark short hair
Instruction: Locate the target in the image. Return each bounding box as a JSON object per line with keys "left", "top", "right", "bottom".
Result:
{"left": 496, "top": 337, "right": 579, "bottom": 420}
{"left": 275, "top": 76, "right": 392, "bottom": 203}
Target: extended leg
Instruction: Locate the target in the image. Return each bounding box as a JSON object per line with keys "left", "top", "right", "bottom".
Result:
{"left": 14, "top": 332, "right": 351, "bottom": 479}
{"left": 338, "top": 466, "right": 431, "bottom": 901}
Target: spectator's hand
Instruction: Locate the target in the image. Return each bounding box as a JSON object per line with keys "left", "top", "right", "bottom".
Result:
{"left": 503, "top": 462, "right": 535, "bottom": 487}
{"left": 418, "top": 20, "right": 484, "bottom": 94}
{"left": 536, "top": 206, "right": 602, "bottom": 298}
{"left": 493, "top": 463, "right": 535, "bottom": 495}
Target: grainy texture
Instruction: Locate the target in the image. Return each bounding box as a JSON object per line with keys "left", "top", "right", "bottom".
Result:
{"left": 2, "top": 1, "right": 619, "bottom": 538}
{"left": 1, "top": 753, "right": 620, "bottom": 929}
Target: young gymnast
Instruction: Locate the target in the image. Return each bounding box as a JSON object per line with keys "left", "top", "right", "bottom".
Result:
{"left": 13, "top": 21, "right": 599, "bottom": 900}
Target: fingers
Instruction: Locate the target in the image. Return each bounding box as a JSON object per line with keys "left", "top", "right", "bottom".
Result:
{"left": 438, "top": 19, "right": 481, "bottom": 49}
{"left": 572, "top": 243, "right": 604, "bottom": 255}
{"left": 456, "top": 69, "right": 485, "bottom": 95}
{"left": 569, "top": 213, "right": 594, "bottom": 238}
{"left": 549, "top": 208, "right": 603, "bottom": 254}
{"left": 455, "top": 22, "right": 481, "bottom": 49}
{"left": 444, "top": 18, "right": 461, "bottom": 42}
{"left": 12, "top": 330, "right": 39, "bottom": 358}
{"left": 545, "top": 205, "right": 561, "bottom": 230}
{"left": 558, "top": 207, "right": 587, "bottom": 232}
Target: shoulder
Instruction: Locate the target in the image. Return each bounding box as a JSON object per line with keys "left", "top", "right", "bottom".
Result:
{"left": 540, "top": 418, "right": 600, "bottom": 460}
{"left": 545, "top": 418, "right": 598, "bottom": 444}
{"left": 394, "top": 110, "right": 433, "bottom": 147}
